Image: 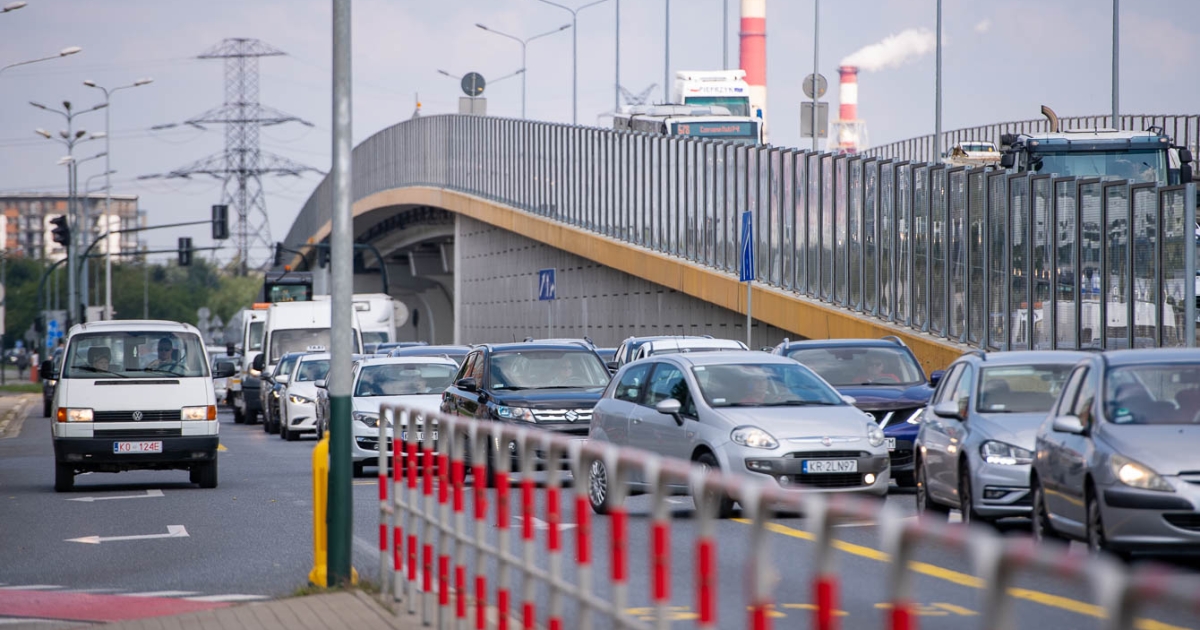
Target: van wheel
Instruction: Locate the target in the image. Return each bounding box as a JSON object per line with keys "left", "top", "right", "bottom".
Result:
{"left": 43, "top": 399, "right": 52, "bottom": 418}
{"left": 54, "top": 463, "right": 74, "bottom": 492}
{"left": 194, "top": 459, "right": 218, "bottom": 489}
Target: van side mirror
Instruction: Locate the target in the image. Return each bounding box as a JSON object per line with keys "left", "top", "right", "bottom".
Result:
{"left": 40, "top": 360, "right": 54, "bottom": 380}
{"left": 1179, "top": 148, "right": 1193, "bottom": 164}
{"left": 213, "top": 362, "right": 236, "bottom": 379}
{"left": 929, "top": 370, "right": 945, "bottom": 389}
{"left": 999, "top": 153, "right": 1015, "bottom": 169}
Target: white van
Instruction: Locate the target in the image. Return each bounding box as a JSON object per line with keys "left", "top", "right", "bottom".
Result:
{"left": 252, "top": 301, "right": 362, "bottom": 378}
{"left": 46, "top": 320, "right": 234, "bottom": 492}
{"left": 229, "top": 305, "right": 268, "bottom": 424}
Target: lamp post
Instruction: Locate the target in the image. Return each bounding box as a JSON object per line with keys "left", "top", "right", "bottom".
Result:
{"left": 535, "top": 0, "right": 610, "bottom": 125}
{"left": 436, "top": 67, "right": 525, "bottom": 86}
{"left": 0, "top": 46, "right": 81, "bottom": 77}
{"left": 68, "top": 150, "right": 106, "bottom": 316}
{"left": 84, "top": 78, "right": 154, "bottom": 320}
{"left": 31, "top": 99, "right": 106, "bottom": 326}
{"left": 2, "top": 2, "right": 27, "bottom": 14}
{"left": 476, "top": 22, "right": 571, "bottom": 119}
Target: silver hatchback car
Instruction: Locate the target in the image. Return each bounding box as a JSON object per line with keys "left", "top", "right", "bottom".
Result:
{"left": 587, "top": 351, "right": 890, "bottom": 517}
{"left": 1032, "top": 349, "right": 1200, "bottom": 556}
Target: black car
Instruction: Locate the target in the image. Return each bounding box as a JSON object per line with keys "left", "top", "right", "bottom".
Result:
{"left": 441, "top": 342, "right": 613, "bottom": 479}
{"left": 261, "top": 352, "right": 305, "bottom": 433}
{"left": 387, "top": 344, "right": 473, "bottom": 366}
{"left": 773, "top": 336, "right": 943, "bottom": 487}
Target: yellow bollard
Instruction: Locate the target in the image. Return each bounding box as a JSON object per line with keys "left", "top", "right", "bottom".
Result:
{"left": 309, "top": 434, "right": 357, "bottom": 587}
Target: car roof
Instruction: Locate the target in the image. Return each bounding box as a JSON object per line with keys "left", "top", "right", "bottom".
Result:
{"left": 279, "top": 351, "right": 310, "bottom": 361}
{"left": 357, "top": 356, "right": 458, "bottom": 367}
{"left": 487, "top": 342, "right": 600, "bottom": 353}
{"left": 298, "top": 352, "right": 331, "bottom": 361}
{"left": 655, "top": 350, "right": 798, "bottom": 367}
{"left": 1100, "top": 348, "right": 1200, "bottom": 367}
{"left": 643, "top": 337, "right": 745, "bottom": 351}
{"left": 782, "top": 338, "right": 906, "bottom": 350}
{"left": 389, "top": 345, "right": 472, "bottom": 356}
{"left": 958, "top": 350, "right": 1093, "bottom": 366}
{"left": 69, "top": 320, "right": 199, "bottom": 336}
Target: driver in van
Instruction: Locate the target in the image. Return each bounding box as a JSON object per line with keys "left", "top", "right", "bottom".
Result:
{"left": 145, "top": 337, "right": 176, "bottom": 369}
{"left": 87, "top": 346, "right": 111, "bottom": 372}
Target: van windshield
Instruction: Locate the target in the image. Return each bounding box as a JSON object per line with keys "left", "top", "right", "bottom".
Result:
{"left": 64, "top": 331, "right": 208, "bottom": 379}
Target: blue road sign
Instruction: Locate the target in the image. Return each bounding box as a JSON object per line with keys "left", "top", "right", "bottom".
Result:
{"left": 538, "top": 268, "right": 556, "bottom": 301}
{"left": 739, "top": 211, "right": 755, "bottom": 282}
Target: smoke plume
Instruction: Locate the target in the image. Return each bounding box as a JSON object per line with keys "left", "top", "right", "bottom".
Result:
{"left": 841, "top": 28, "right": 936, "bottom": 72}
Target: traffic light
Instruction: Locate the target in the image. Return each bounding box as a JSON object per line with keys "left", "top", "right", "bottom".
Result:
{"left": 49, "top": 216, "right": 70, "bottom": 247}
{"left": 178, "top": 237, "right": 193, "bottom": 266}
{"left": 273, "top": 243, "right": 284, "bottom": 267}
{"left": 211, "top": 204, "right": 229, "bottom": 240}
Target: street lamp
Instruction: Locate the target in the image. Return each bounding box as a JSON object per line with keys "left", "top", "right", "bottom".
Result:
{"left": 535, "top": 0, "right": 611, "bottom": 124}
{"left": 84, "top": 77, "right": 154, "bottom": 320}
{"left": 0, "top": 46, "right": 81, "bottom": 77}
{"left": 2, "top": 2, "right": 27, "bottom": 14}
{"left": 30, "top": 99, "right": 106, "bottom": 325}
{"left": 437, "top": 67, "right": 525, "bottom": 85}
{"left": 476, "top": 22, "right": 570, "bottom": 119}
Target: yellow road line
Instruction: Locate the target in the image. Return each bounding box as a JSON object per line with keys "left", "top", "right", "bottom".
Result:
{"left": 217, "top": 444, "right": 228, "bottom": 452}
{"left": 735, "top": 519, "right": 1190, "bottom": 630}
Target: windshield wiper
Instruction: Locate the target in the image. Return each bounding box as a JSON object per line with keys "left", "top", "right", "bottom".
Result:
{"left": 534, "top": 385, "right": 600, "bottom": 390}
{"left": 73, "top": 365, "right": 128, "bottom": 378}
{"left": 129, "top": 367, "right": 182, "bottom": 376}
{"left": 758, "top": 400, "right": 841, "bottom": 407}
{"left": 493, "top": 386, "right": 529, "bottom": 391}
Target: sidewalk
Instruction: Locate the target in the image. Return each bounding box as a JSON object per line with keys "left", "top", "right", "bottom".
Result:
{"left": 0, "top": 393, "right": 37, "bottom": 439}
{"left": 6, "top": 591, "right": 427, "bottom": 630}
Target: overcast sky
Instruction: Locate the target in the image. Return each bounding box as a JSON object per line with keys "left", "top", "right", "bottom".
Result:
{"left": 1, "top": 0, "right": 1196, "bottom": 261}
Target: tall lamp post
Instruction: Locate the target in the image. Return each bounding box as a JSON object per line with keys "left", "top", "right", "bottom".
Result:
{"left": 1, "top": 46, "right": 81, "bottom": 77}
{"left": 476, "top": 22, "right": 571, "bottom": 119}
{"left": 84, "top": 78, "right": 154, "bottom": 320}
{"left": 65, "top": 150, "right": 106, "bottom": 317}
{"left": 535, "top": 0, "right": 610, "bottom": 125}
{"left": 31, "top": 99, "right": 106, "bottom": 326}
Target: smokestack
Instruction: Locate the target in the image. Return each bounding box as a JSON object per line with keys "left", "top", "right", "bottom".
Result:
{"left": 838, "top": 65, "right": 858, "bottom": 124}
{"left": 739, "top": 0, "right": 767, "bottom": 137}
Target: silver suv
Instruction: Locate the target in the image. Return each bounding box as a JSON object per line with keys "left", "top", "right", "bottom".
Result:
{"left": 587, "top": 351, "right": 890, "bottom": 518}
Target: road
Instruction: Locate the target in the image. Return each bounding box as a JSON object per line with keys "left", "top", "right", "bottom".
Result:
{"left": 1, "top": 403, "right": 1196, "bottom": 628}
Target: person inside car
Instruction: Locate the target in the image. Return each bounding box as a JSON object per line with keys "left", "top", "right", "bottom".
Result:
{"left": 88, "top": 346, "right": 112, "bottom": 372}
{"left": 861, "top": 353, "right": 901, "bottom": 384}
{"left": 145, "top": 337, "right": 176, "bottom": 370}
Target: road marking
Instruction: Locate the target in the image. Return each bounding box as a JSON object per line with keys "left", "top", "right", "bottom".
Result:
{"left": 119, "top": 591, "right": 200, "bottom": 598}
{"left": 66, "top": 525, "right": 189, "bottom": 545}
{"left": 217, "top": 444, "right": 228, "bottom": 452}
{"left": 735, "top": 519, "right": 1185, "bottom": 629}
{"left": 515, "top": 516, "right": 577, "bottom": 531}
{"left": 67, "top": 489, "right": 164, "bottom": 503}
{"left": 352, "top": 480, "right": 375, "bottom": 486}
{"left": 183, "top": 594, "right": 269, "bottom": 603}
{"left": 0, "top": 585, "right": 61, "bottom": 591}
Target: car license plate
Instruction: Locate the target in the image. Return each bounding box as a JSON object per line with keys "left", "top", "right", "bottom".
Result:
{"left": 113, "top": 441, "right": 162, "bottom": 454}
{"left": 802, "top": 459, "right": 858, "bottom": 474}
{"left": 886, "top": 437, "right": 896, "bottom": 451}
{"left": 401, "top": 431, "right": 438, "bottom": 442}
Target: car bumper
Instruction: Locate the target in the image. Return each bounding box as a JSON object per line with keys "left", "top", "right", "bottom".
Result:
{"left": 285, "top": 401, "right": 318, "bottom": 432}
{"left": 889, "top": 438, "right": 915, "bottom": 477}
{"left": 54, "top": 436, "right": 219, "bottom": 470}
{"left": 972, "top": 462, "right": 1033, "bottom": 518}
{"left": 1098, "top": 481, "right": 1200, "bottom": 551}
{"left": 739, "top": 450, "right": 891, "bottom": 497}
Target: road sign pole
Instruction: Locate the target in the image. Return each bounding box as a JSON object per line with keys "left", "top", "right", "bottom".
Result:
{"left": 740, "top": 211, "right": 754, "bottom": 348}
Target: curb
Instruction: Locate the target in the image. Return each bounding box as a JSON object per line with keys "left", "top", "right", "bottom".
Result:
{"left": 0, "top": 395, "right": 35, "bottom": 439}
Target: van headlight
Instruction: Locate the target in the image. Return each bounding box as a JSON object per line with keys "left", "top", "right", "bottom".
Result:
{"left": 182, "top": 405, "right": 217, "bottom": 421}
{"left": 731, "top": 426, "right": 779, "bottom": 450}
{"left": 1110, "top": 454, "right": 1173, "bottom": 492}
{"left": 56, "top": 408, "right": 93, "bottom": 423}
{"left": 867, "top": 423, "right": 886, "bottom": 448}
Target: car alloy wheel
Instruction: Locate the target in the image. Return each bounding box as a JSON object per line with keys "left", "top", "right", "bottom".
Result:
{"left": 915, "top": 459, "right": 949, "bottom": 517}
{"left": 588, "top": 459, "right": 613, "bottom": 514}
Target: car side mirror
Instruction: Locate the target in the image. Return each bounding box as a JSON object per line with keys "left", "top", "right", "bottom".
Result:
{"left": 40, "top": 360, "right": 54, "bottom": 380}
{"left": 999, "top": 153, "right": 1015, "bottom": 169}
{"left": 275, "top": 374, "right": 289, "bottom": 385}
{"left": 213, "top": 362, "right": 236, "bottom": 379}
{"left": 251, "top": 354, "right": 265, "bottom": 372}
{"left": 315, "top": 379, "right": 327, "bottom": 389}
{"left": 1051, "top": 414, "right": 1086, "bottom": 435}
{"left": 841, "top": 395, "right": 857, "bottom": 406}
{"left": 929, "top": 370, "right": 945, "bottom": 389}
{"left": 932, "top": 400, "right": 963, "bottom": 421}
{"left": 456, "top": 377, "right": 478, "bottom": 393}
{"left": 605, "top": 360, "right": 619, "bottom": 372}
{"left": 655, "top": 398, "right": 684, "bottom": 425}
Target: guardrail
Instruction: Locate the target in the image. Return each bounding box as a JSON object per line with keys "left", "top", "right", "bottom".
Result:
{"left": 289, "top": 115, "right": 1197, "bottom": 353}
{"left": 371, "top": 402, "right": 1200, "bottom": 630}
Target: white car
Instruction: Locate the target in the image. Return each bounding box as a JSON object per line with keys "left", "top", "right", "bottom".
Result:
{"left": 346, "top": 356, "right": 459, "bottom": 477}
{"left": 280, "top": 352, "right": 330, "bottom": 441}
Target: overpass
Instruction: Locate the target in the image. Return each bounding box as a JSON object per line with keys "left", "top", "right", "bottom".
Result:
{"left": 283, "top": 114, "right": 1197, "bottom": 371}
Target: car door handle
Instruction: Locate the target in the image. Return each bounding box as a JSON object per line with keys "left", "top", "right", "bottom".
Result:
{"left": 632, "top": 418, "right": 641, "bottom": 424}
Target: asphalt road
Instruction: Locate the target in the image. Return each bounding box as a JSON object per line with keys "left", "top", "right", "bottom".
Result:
{"left": 1, "top": 405, "right": 1197, "bottom": 629}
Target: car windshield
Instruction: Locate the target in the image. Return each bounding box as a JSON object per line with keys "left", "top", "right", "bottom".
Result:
{"left": 489, "top": 350, "right": 611, "bottom": 390}
{"left": 1105, "top": 364, "right": 1200, "bottom": 425}
{"left": 296, "top": 359, "right": 330, "bottom": 382}
{"left": 269, "top": 328, "right": 346, "bottom": 363}
{"left": 355, "top": 363, "right": 457, "bottom": 396}
{"left": 63, "top": 331, "right": 208, "bottom": 379}
{"left": 691, "top": 362, "right": 844, "bottom": 407}
{"left": 977, "top": 364, "right": 1074, "bottom": 413}
{"left": 786, "top": 346, "right": 926, "bottom": 386}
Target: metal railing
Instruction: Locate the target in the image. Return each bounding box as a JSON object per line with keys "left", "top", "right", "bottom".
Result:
{"left": 288, "top": 115, "right": 1198, "bottom": 351}
{"left": 860, "top": 114, "right": 1200, "bottom": 164}
{"left": 373, "top": 402, "right": 1200, "bottom": 630}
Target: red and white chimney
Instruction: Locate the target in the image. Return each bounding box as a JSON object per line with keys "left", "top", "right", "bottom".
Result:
{"left": 837, "top": 65, "right": 859, "bottom": 152}
{"left": 740, "top": 0, "right": 767, "bottom": 139}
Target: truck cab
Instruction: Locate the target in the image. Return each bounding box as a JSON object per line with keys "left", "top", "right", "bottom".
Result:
{"left": 230, "top": 305, "right": 268, "bottom": 424}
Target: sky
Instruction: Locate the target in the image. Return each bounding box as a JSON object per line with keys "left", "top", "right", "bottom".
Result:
{"left": 1, "top": 0, "right": 1197, "bottom": 263}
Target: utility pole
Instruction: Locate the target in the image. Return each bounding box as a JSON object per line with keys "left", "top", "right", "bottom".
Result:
{"left": 664, "top": 0, "right": 670, "bottom": 103}
{"left": 615, "top": 0, "right": 620, "bottom": 112}
{"left": 811, "top": 0, "right": 819, "bottom": 152}
{"left": 934, "top": 0, "right": 942, "bottom": 162}
{"left": 1111, "top": 0, "right": 1119, "bottom": 129}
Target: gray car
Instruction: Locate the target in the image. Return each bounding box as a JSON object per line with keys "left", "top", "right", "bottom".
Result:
{"left": 913, "top": 350, "right": 1088, "bottom": 524}
{"left": 1031, "top": 349, "right": 1200, "bottom": 556}
{"left": 587, "top": 351, "right": 890, "bottom": 518}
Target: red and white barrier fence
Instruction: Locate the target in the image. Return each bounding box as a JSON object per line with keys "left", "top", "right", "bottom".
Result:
{"left": 372, "top": 403, "right": 1200, "bottom": 629}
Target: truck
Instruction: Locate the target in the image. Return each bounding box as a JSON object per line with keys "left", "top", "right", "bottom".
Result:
{"left": 612, "top": 105, "right": 762, "bottom": 145}
{"left": 999, "top": 106, "right": 1194, "bottom": 186}
{"left": 228, "top": 305, "right": 268, "bottom": 424}
{"left": 671, "top": 70, "right": 753, "bottom": 117}
{"left": 352, "top": 293, "right": 399, "bottom": 347}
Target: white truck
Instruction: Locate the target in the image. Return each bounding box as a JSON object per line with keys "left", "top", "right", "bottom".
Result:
{"left": 671, "top": 70, "right": 753, "bottom": 117}
{"left": 352, "top": 293, "right": 399, "bottom": 347}
{"left": 228, "top": 305, "right": 269, "bottom": 424}
{"left": 250, "top": 300, "right": 363, "bottom": 379}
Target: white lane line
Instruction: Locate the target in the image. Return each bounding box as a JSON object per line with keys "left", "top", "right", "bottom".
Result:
{"left": 66, "top": 525, "right": 188, "bottom": 545}
{"left": 118, "top": 591, "right": 200, "bottom": 598}
{"left": 514, "top": 516, "right": 577, "bottom": 531}
{"left": 67, "top": 489, "right": 164, "bottom": 503}
{"left": 183, "top": 594, "right": 269, "bottom": 603}
{"left": 0, "top": 585, "right": 62, "bottom": 591}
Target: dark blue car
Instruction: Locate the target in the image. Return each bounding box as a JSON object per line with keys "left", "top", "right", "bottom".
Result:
{"left": 773, "top": 337, "right": 944, "bottom": 487}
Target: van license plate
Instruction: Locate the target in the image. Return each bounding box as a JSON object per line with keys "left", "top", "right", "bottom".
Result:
{"left": 401, "top": 431, "right": 438, "bottom": 442}
{"left": 802, "top": 459, "right": 858, "bottom": 474}
{"left": 886, "top": 438, "right": 896, "bottom": 451}
{"left": 113, "top": 441, "right": 163, "bottom": 454}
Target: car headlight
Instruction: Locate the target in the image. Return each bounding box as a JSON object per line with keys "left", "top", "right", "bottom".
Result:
{"left": 353, "top": 411, "right": 380, "bottom": 428}
{"left": 867, "top": 423, "right": 886, "bottom": 448}
{"left": 47, "top": 379, "right": 57, "bottom": 387}
{"left": 980, "top": 440, "right": 1034, "bottom": 466}
{"left": 904, "top": 409, "right": 924, "bottom": 425}
{"left": 181, "top": 405, "right": 217, "bottom": 421}
{"left": 56, "top": 407, "right": 93, "bottom": 423}
{"left": 731, "top": 426, "right": 779, "bottom": 450}
{"left": 495, "top": 406, "right": 536, "bottom": 422}
{"left": 1110, "top": 454, "right": 1173, "bottom": 492}
{"left": 289, "top": 394, "right": 314, "bottom": 405}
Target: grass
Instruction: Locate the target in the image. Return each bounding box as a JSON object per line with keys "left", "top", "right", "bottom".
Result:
{"left": 0, "top": 383, "right": 42, "bottom": 394}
